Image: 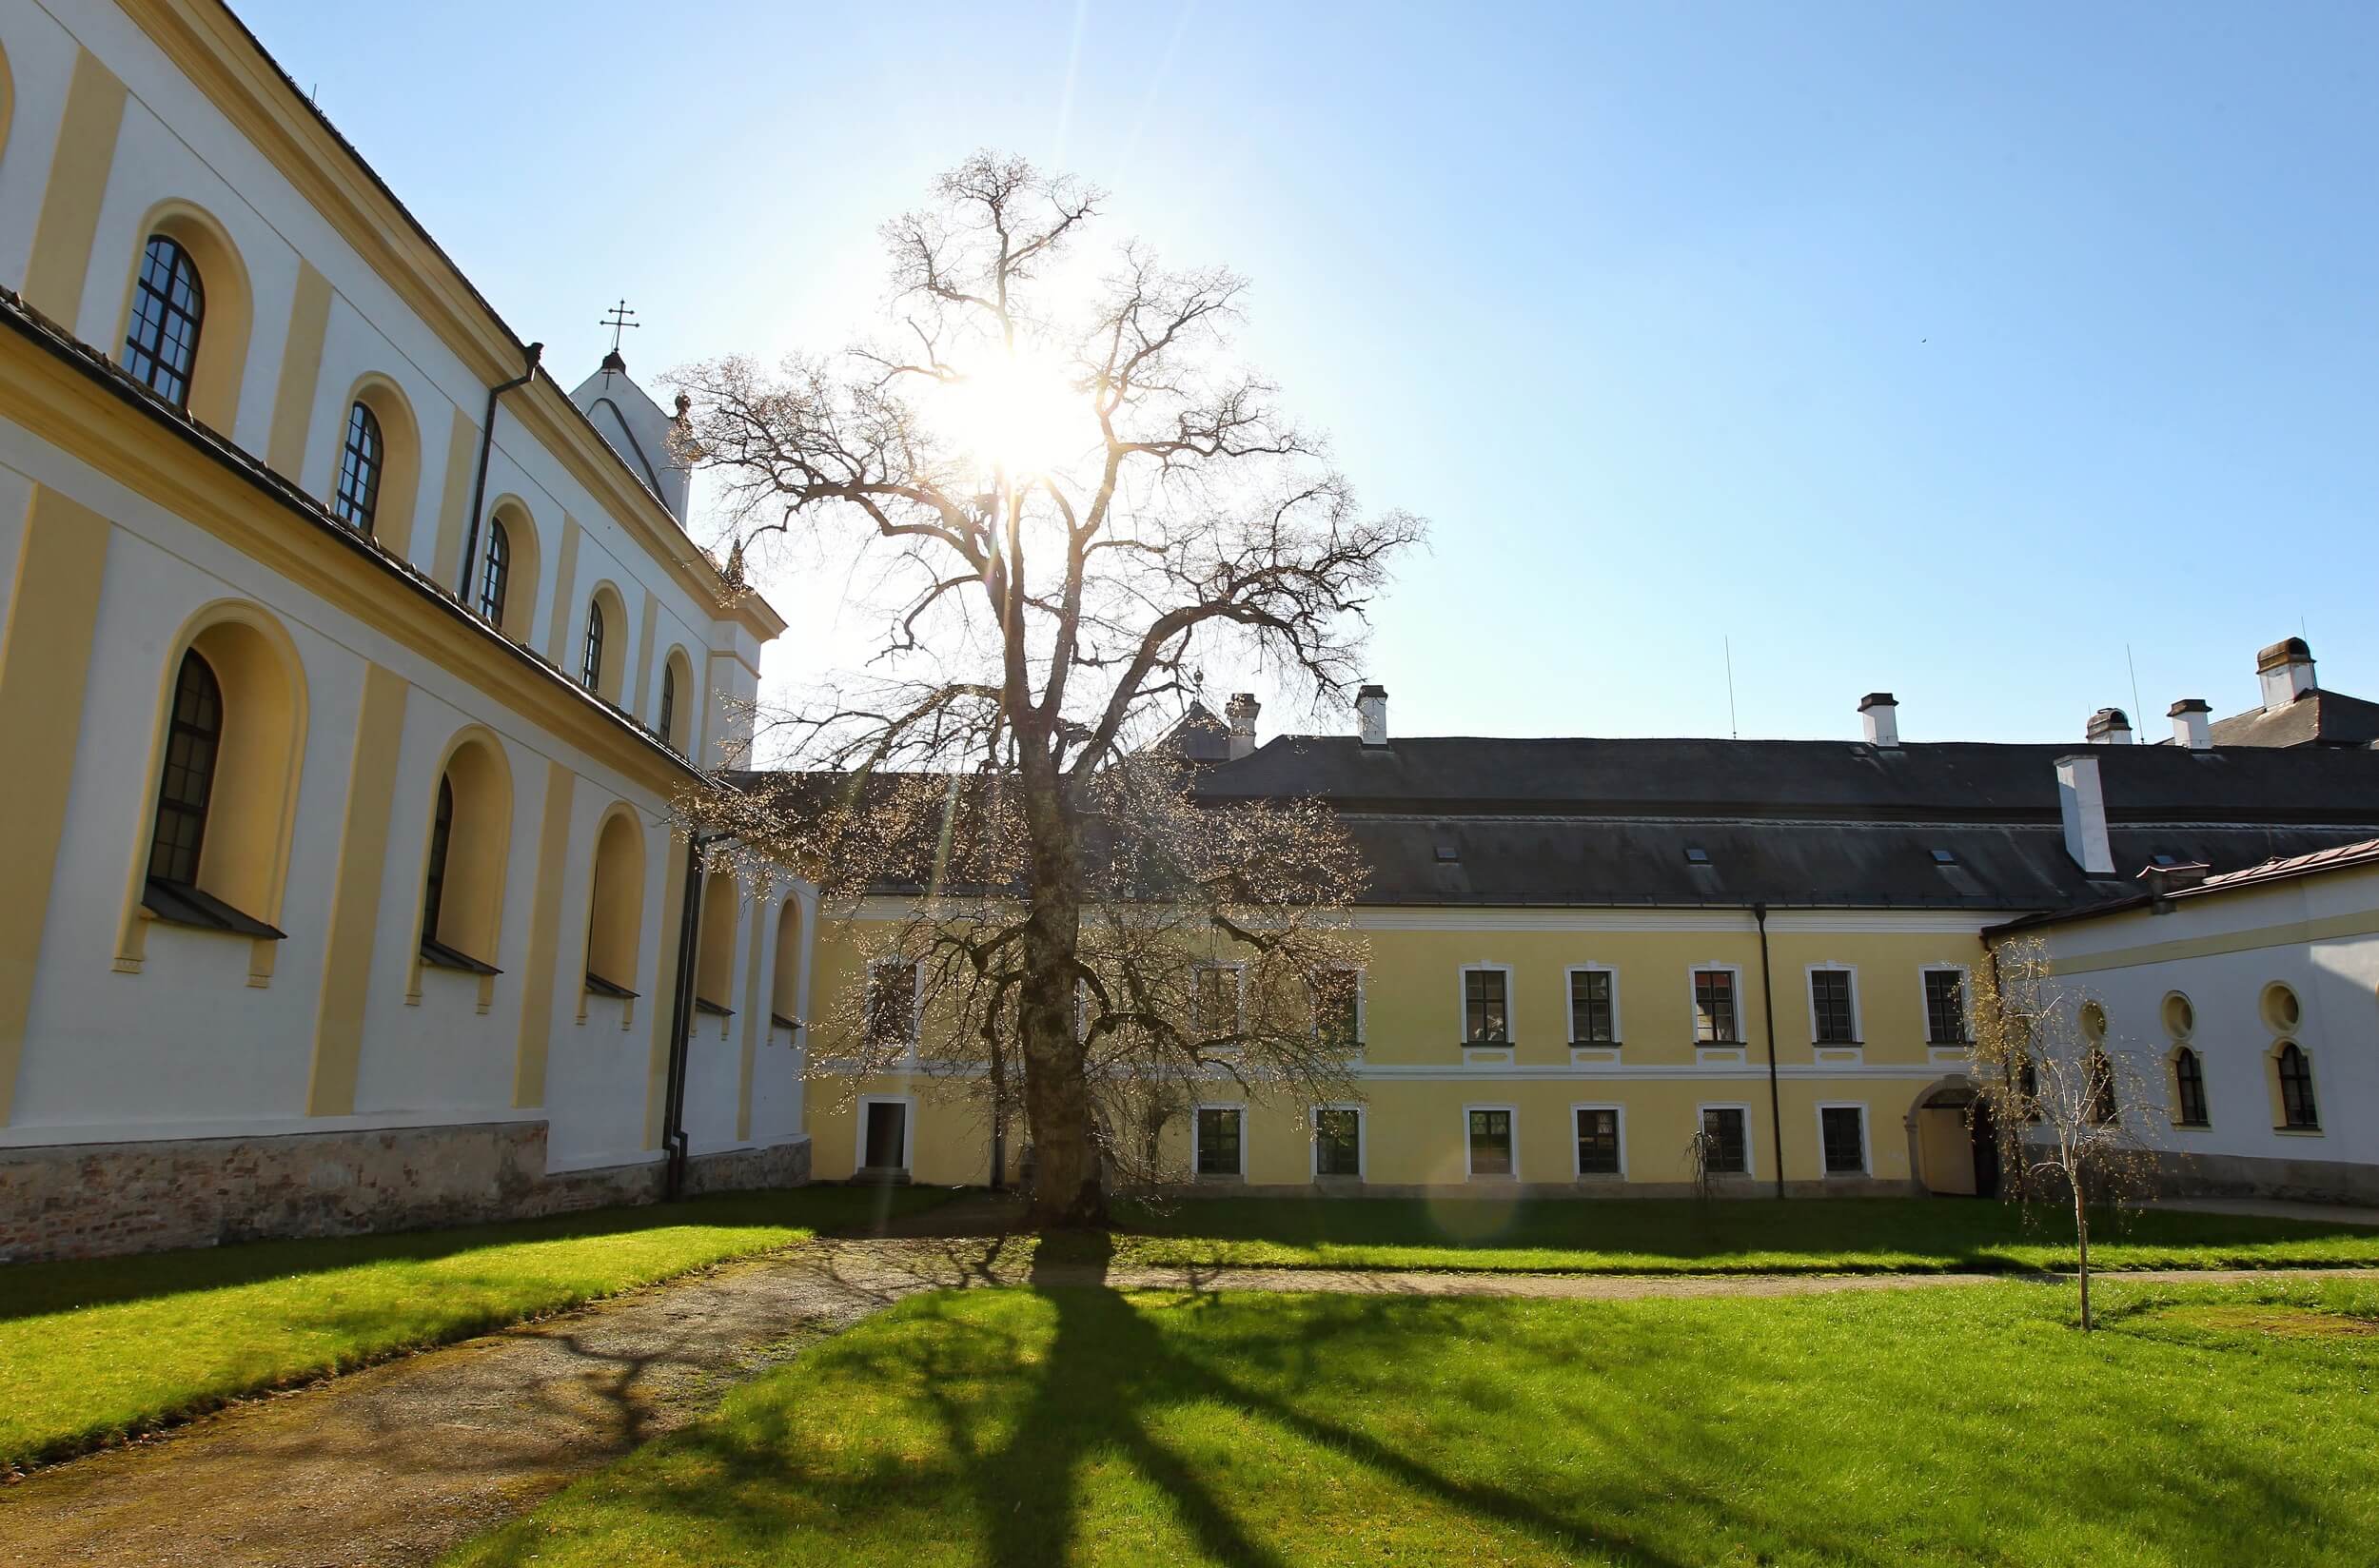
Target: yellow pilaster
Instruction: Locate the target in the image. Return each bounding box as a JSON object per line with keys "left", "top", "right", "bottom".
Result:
{"left": 22, "top": 49, "right": 127, "bottom": 325}
{"left": 305, "top": 663, "right": 408, "bottom": 1115}
{"left": 265, "top": 261, "right": 333, "bottom": 478}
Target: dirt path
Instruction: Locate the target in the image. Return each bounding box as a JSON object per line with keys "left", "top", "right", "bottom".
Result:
{"left": 4, "top": 1223, "right": 2370, "bottom": 1568}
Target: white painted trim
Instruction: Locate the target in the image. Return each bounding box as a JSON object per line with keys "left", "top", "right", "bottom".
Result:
{"left": 1815, "top": 1100, "right": 1872, "bottom": 1177}
{"left": 807, "top": 1058, "right": 1956, "bottom": 1083}
{"left": 1697, "top": 1100, "right": 1758, "bottom": 1178}
{"left": 843, "top": 897, "right": 2015, "bottom": 936}
{"left": 1192, "top": 1100, "right": 1248, "bottom": 1178}
{"left": 1311, "top": 1102, "right": 1366, "bottom": 1180}
{"left": 1569, "top": 1101, "right": 1627, "bottom": 1180}
{"left": 1458, "top": 961, "right": 1517, "bottom": 1047}
{"left": 1462, "top": 1101, "right": 1521, "bottom": 1179}
{"left": 1687, "top": 961, "right": 1746, "bottom": 1046}
{"left": 1563, "top": 962, "right": 1622, "bottom": 1046}
{"left": 854, "top": 1092, "right": 915, "bottom": 1172}
{"left": 1804, "top": 961, "right": 1862, "bottom": 1047}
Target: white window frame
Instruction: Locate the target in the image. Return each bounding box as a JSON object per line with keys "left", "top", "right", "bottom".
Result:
{"left": 1457, "top": 962, "right": 1517, "bottom": 1049}
{"left": 1563, "top": 962, "right": 1622, "bottom": 1047}
{"left": 1804, "top": 961, "right": 1862, "bottom": 1049}
{"left": 865, "top": 957, "right": 923, "bottom": 1053}
{"left": 1569, "top": 1101, "right": 1627, "bottom": 1180}
{"left": 1696, "top": 1101, "right": 1756, "bottom": 1179}
{"left": 1191, "top": 1100, "right": 1248, "bottom": 1179}
{"left": 1191, "top": 960, "right": 1248, "bottom": 1040}
{"left": 1312, "top": 965, "right": 1366, "bottom": 1055}
{"left": 1918, "top": 963, "right": 1973, "bottom": 1060}
{"left": 1815, "top": 1101, "right": 1872, "bottom": 1178}
{"left": 1310, "top": 1102, "right": 1366, "bottom": 1181}
{"left": 1687, "top": 962, "right": 1747, "bottom": 1059}
{"left": 1463, "top": 1101, "right": 1521, "bottom": 1180}
{"left": 854, "top": 1092, "right": 915, "bottom": 1173}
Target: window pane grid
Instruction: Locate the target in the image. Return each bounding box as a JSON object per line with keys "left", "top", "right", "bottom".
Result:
{"left": 1924, "top": 970, "right": 1967, "bottom": 1044}
{"left": 1315, "top": 1108, "right": 1360, "bottom": 1176}
{"left": 1464, "top": 970, "right": 1508, "bottom": 1043}
{"left": 2277, "top": 1044, "right": 2317, "bottom": 1128}
{"left": 581, "top": 600, "right": 605, "bottom": 691}
{"left": 422, "top": 774, "right": 455, "bottom": 942}
{"left": 1467, "top": 1108, "right": 1513, "bottom": 1174}
{"left": 866, "top": 963, "right": 914, "bottom": 1048}
{"left": 2173, "top": 1049, "right": 2209, "bottom": 1127}
{"left": 659, "top": 666, "right": 678, "bottom": 748}
{"left": 123, "top": 236, "right": 204, "bottom": 408}
{"left": 1811, "top": 970, "right": 1855, "bottom": 1044}
{"left": 1197, "top": 1107, "right": 1242, "bottom": 1175}
{"left": 148, "top": 651, "right": 222, "bottom": 885}
{"left": 1820, "top": 1107, "right": 1866, "bottom": 1174}
{"left": 1693, "top": 970, "right": 1738, "bottom": 1043}
{"left": 1314, "top": 970, "right": 1360, "bottom": 1049}
{"left": 1569, "top": 970, "right": 1614, "bottom": 1043}
{"left": 1701, "top": 1107, "right": 1747, "bottom": 1173}
{"left": 479, "top": 520, "right": 511, "bottom": 625}
{"left": 1575, "top": 1107, "right": 1620, "bottom": 1174}
{"left": 332, "top": 402, "right": 383, "bottom": 533}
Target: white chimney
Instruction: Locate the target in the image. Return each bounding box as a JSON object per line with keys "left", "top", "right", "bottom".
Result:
{"left": 1225, "top": 693, "right": 1260, "bottom": 760}
{"left": 1355, "top": 683, "right": 1388, "bottom": 747}
{"left": 2055, "top": 755, "right": 2115, "bottom": 875}
{"left": 2085, "top": 706, "right": 2133, "bottom": 745}
{"left": 1858, "top": 692, "right": 1899, "bottom": 747}
{"left": 2168, "top": 697, "right": 2211, "bottom": 751}
{"left": 2256, "top": 637, "right": 2316, "bottom": 712}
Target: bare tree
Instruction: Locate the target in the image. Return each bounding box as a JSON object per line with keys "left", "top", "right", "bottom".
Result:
{"left": 673, "top": 153, "right": 1418, "bottom": 1227}
{"left": 1968, "top": 937, "right": 2159, "bottom": 1329}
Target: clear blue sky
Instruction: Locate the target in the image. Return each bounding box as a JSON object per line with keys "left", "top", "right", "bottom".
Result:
{"left": 242, "top": 0, "right": 2378, "bottom": 745}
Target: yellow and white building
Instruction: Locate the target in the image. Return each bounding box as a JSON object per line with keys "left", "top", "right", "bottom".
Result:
{"left": 0, "top": 0, "right": 818, "bottom": 1260}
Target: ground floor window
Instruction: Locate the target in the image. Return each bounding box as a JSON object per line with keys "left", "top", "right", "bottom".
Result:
{"left": 1701, "top": 1107, "right": 1748, "bottom": 1175}
{"left": 1575, "top": 1107, "right": 1621, "bottom": 1175}
{"left": 1467, "top": 1107, "right": 1514, "bottom": 1176}
{"left": 1314, "top": 1107, "right": 1362, "bottom": 1177}
{"left": 1819, "top": 1105, "right": 1867, "bottom": 1175}
{"left": 1195, "top": 1106, "right": 1245, "bottom": 1177}
{"left": 2276, "top": 1043, "right": 2318, "bottom": 1129}
{"left": 2173, "top": 1048, "right": 2210, "bottom": 1127}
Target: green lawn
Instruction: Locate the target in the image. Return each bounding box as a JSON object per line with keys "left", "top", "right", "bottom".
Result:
{"left": 444, "top": 1271, "right": 2379, "bottom": 1567}
{"left": 1, "top": 1184, "right": 946, "bottom": 1471}
{"left": 1088, "top": 1195, "right": 2379, "bottom": 1275}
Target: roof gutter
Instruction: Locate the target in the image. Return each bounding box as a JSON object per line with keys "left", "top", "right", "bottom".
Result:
{"left": 1754, "top": 901, "right": 1785, "bottom": 1201}
{"left": 458, "top": 341, "right": 542, "bottom": 604}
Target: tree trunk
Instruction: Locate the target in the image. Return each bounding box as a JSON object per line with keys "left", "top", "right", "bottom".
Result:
{"left": 2073, "top": 1168, "right": 2093, "bottom": 1332}
{"left": 1016, "top": 758, "right": 1104, "bottom": 1228}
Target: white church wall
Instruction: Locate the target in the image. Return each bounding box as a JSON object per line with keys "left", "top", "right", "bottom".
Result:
{"left": 539, "top": 789, "right": 674, "bottom": 1173}
{"left": 0, "top": 4, "right": 81, "bottom": 291}
{"left": 301, "top": 294, "right": 459, "bottom": 572}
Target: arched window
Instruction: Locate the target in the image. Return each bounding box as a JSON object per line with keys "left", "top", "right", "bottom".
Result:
{"left": 2277, "top": 1043, "right": 2318, "bottom": 1129}
{"left": 2084, "top": 1048, "right": 2117, "bottom": 1127}
{"left": 658, "top": 663, "right": 677, "bottom": 750}
{"left": 584, "top": 809, "right": 645, "bottom": 1012}
{"left": 693, "top": 869, "right": 738, "bottom": 1030}
{"left": 421, "top": 774, "right": 454, "bottom": 942}
{"left": 147, "top": 650, "right": 221, "bottom": 886}
{"left": 479, "top": 519, "right": 511, "bottom": 625}
{"left": 2173, "top": 1047, "right": 2209, "bottom": 1127}
{"left": 332, "top": 401, "right": 383, "bottom": 534}
{"left": 580, "top": 598, "right": 605, "bottom": 692}
{"left": 771, "top": 897, "right": 804, "bottom": 1033}
{"left": 123, "top": 235, "right": 205, "bottom": 408}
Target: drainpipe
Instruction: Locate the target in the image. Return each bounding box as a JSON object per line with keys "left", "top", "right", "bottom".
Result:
{"left": 662, "top": 831, "right": 726, "bottom": 1200}
{"left": 1754, "top": 902, "right": 1785, "bottom": 1201}
{"left": 458, "top": 341, "right": 542, "bottom": 604}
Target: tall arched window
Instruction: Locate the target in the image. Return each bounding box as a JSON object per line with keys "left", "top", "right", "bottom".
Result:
{"left": 580, "top": 598, "right": 605, "bottom": 692}
{"left": 2173, "top": 1047, "right": 2209, "bottom": 1127}
{"left": 658, "top": 663, "right": 677, "bottom": 750}
{"left": 123, "top": 235, "right": 205, "bottom": 408}
{"left": 421, "top": 774, "right": 454, "bottom": 943}
{"left": 2084, "top": 1048, "right": 2118, "bottom": 1127}
{"left": 479, "top": 519, "right": 511, "bottom": 625}
{"left": 332, "top": 401, "right": 383, "bottom": 534}
{"left": 2277, "top": 1042, "right": 2318, "bottom": 1129}
{"left": 147, "top": 650, "right": 222, "bottom": 885}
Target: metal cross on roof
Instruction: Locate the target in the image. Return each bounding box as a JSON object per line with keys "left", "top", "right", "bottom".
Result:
{"left": 599, "top": 299, "right": 639, "bottom": 356}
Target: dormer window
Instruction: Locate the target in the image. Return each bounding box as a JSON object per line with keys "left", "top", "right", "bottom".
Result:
{"left": 1434, "top": 845, "right": 1459, "bottom": 862}
{"left": 1683, "top": 847, "right": 1711, "bottom": 866}
{"left": 1929, "top": 848, "right": 1958, "bottom": 866}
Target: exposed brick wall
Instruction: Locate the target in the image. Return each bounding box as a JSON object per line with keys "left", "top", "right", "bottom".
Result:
{"left": 0, "top": 1122, "right": 812, "bottom": 1264}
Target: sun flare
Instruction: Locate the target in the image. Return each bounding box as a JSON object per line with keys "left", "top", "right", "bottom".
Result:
{"left": 933, "top": 343, "right": 1083, "bottom": 478}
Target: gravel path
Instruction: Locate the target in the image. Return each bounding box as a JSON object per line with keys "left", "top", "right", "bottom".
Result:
{"left": 3, "top": 1214, "right": 2370, "bottom": 1568}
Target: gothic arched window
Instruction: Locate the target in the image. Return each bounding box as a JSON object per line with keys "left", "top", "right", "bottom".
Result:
{"left": 333, "top": 401, "right": 383, "bottom": 534}
{"left": 580, "top": 598, "right": 605, "bottom": 692}
{"left": 2277, "top": 1043, "right": 2318, "bottom": 1129}
{"left": 2173, "top": 1047, "right": 2208, "bottom": 1127}
{"left": 658, "top": 663, "right": 677, "bottom": 750}
{"left": 148, "top": 650, "right": 222, "bottom": 886}
{"left": 123, "top": 235, "right": 205, "bottom": 408}
{"left": 479, "top": 519, "right": 511, "bottom": 625}
{"left": 422, "top": 774, "right": 455, "bottom": 942}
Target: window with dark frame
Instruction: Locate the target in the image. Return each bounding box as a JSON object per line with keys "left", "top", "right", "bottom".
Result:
{"left": 866, "top": 961, "right": 915, "bottom": 1049}
{"left": 1569, "top": 970, "right": 1615, "bottom": 1044}
{"left": 1924, "top": 970, "right": 1968, "bottom": 1045}
{"left": 1575, "top": 1107, "right": 1620, "bottom": 1175}
{"left": 1315, "top": 1107, "right": 1361, "bottom": 1176}
{"left": 123, "top": 234, "right": 205, "bottom": 408}
{"left": 1693, "top": 969, "right": 1739, "bottom": 1043}
{"left": 1313, "top": 970, "right": 1360, "bottom": 1050}
{"left": 147, "top": 649, "right": 223, "bottom": 886}
{"left": 421, "top": 774, "right": 455, "bottom": 942}
{"left": 2277, "top": 1042, "right": 2318, "bottom": 1129}
{"left": 1192, "top": 964, "right": 1237, "bottom": 1037}
{"left": 1819, "top": 1106, "right": 1866, "bottom": 1174}
{"left": 1701, "top": 1107, "right": 1748, "bottom": 1174}
{"left": 332, "top": 401, "right": 383, "bottom": 534}
{"left": 1810, "top": 969, "right": 1857, "bottom": 1044}
{"left": 1196, "top": 1106, "right": 1243, "bottom": 1176}
{"left": 1467, "top": 1108, "right": 1514, "bottom": 1175}
{"left": 658, "top": 664, "right": 678, "bottom": 749}
{"left": 479, "top": 519, "right": 511, "bottom": 625}
{"left": 1464, "top": 968, "right": 1509, "bottom": 1044}
{"left": 2173, "top": 1048, "right": 2210, "bottom": 1127}
{"left": 2086, "top": 1049, "right": 2119, "bottom": 1127}
{"left": 580, "top": 599, "right": 605, "bottom": 691}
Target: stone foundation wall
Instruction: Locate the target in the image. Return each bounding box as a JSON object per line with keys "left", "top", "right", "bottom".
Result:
{"left": 2149, "top": 1147, "right": 2379, "bottom": 1206}
{"left": 0, "top": 1122, "right": 813, "bottom": 1264}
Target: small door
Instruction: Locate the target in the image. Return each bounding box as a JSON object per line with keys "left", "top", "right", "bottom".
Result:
{"left": 1969, "top": 1100, "right": 2000, "bottom": 1199}
{"left": 863, "top": 1101, "right": 908, "bottom": 1170}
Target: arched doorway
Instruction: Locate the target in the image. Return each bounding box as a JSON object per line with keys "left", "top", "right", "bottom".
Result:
{"left": 1908, "top": 1077, "right": 1998, "bottom": 1198}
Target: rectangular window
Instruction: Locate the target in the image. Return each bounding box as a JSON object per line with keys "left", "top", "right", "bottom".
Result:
{"left": 866, "top": 961, "right": 916, "bottom": 1049}
{"left": 1575, "top": 1107, "right": 1621, "bottom": 1176}
{"left": 1569, "top": 970, "right": 1615, "bottom": 1044}
{"left": 1693, "top": 970, "right": 1739, "bottom": 1043}
{"left": 1924, "top": 970, "right": 1968, "bottom": 1045}
{"left": 1701, "top": 1107, "right": 1748, "bottom": 1175}
{"left": 1820, "top": 1106, "right": 1867, "bottom": 1175}
{"left": 1315, "top": 1107, "right": 1362, "bottom": 1176}
{"left": 1467, "top": 1108, "right": 1514, "bottom": 1175}
{"left": 1810, "top": 970, "right": 1857, "bottom": 1045}
{"left": 1192, "top": 965, "right": 1238, "bottom": 1037}
{"left": 1314, "top": 970, "right": 1362, "bottom": 1051}
{"left": 1195, "top": 1107, "right": 1243, "bottom": 1176}
{"left": 1464, "top": 969, "right": 1509, "bottom": 1044}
